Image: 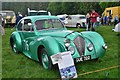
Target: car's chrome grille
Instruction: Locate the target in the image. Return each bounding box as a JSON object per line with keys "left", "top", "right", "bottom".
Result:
{"left": 74, "top": 36, "right": 85, "bottom": 56}
{"left": 6, "top": 18, "right": 12, "bottom": 22}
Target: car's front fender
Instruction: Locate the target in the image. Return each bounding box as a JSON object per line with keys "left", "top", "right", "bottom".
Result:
{"left": 10, "top": 31, "right": 22, "bottom": 52}
{"left": 80, "top": 31, "right": 106, "bottom": 58}
{"left": 29, "top": 36, "right": 62, "bottom": 61}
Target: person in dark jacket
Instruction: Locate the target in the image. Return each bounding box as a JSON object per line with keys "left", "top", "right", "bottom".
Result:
{"left": 86, "top": 13, "right": 91, "bottom": 31}
{"left": 108, "top": 14, "right": 112, "bottom": 25}
{"left": 103, "top": 15, "right": 108, "bottom": 25}
{"left": 16, "top": 12, "right": 23, "bottom": 25}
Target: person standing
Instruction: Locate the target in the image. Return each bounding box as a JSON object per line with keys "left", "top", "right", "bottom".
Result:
{"left": 114, "top": 15, "right": 119, "bottom": 27}
{"left": 0, "top": 14, "right": 5, "bottom": 36}
{"left": 90, "top": 10, "right": 98, "bottom": 31}
{"left": 96, "top": 15, "right": 101, "bottom": 26}
{"left": 108, "top": 14, "right": 112, "bottom": 25}
{"left": 86, "top": 13, "right": 91, "bottom": 31}
{"left": 103, "top": 15, "right": 108, "bottom": 25}
{"left": 101, "top": 16, "right": 104, "bottom": 25}
{"left": 16, "top": 12, "right": 23, "bottom": 25}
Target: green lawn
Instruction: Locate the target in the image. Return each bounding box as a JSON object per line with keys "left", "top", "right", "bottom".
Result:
{"left": 2, "top": 26, "right": 119, "bottom": 78}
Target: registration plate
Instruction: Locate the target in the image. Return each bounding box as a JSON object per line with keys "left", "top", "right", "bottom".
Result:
{"left": 75, "top": 55, "right": 91, "bottom": 62}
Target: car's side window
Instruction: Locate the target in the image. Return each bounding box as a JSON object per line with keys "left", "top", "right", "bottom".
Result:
{"left": 35, "top": 20, "right": 45, "bottom": 30}
{"left": 67, "top": 16, "right": 72, "bottom": 20}
{"left": 17, "top": 19, "right": 33, "bottom": 31}
{"left": 17, "top": 20, "right": 23, "bottom": 31}
{"left": 24, "top": 19, "right": 33, "bottom": 31}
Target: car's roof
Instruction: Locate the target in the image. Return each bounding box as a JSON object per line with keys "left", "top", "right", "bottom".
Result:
{"left": 22, "top": 15, "right": 59, "bottom": 21}
{"left": 69, "top": 14, "right": 85, "bottom": 16}
{"left": 29, "top": 10, "right": 48, "bottom": 12}
{"left": 0, "top": 10, "right": 15, "bottom": 13}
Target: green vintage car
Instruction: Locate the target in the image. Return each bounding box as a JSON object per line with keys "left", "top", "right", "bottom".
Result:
{"left": 10, "top": 15, "right": 107, "bottom": 69}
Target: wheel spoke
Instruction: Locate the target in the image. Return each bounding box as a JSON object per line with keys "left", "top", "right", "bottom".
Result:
{"left": 42, "top": 52, "right": 49, "bottom": 69}
{"left": 13, "top": 43, "right": 17, "bottom": 53}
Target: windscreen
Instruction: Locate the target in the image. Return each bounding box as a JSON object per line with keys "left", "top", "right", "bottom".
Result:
{"left": 0, "top": 12, "right": 15, "bottom": 17}
{"left": 6, "top": 12, "right": 15, "bottom": 16}
{"left": 35, "top": 19, "right": 64, "bottom": 30}
{"left": 79, "top": 16, "right": 86, "bottom": 19}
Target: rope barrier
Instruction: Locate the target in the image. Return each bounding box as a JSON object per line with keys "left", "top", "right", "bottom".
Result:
{"left": 78, "top": 65, "right": 120, "bottom": 76}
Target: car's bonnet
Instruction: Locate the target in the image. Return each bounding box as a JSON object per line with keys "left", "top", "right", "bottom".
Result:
{"left": 38, "top": 30, "right": 74, "bottom": 38}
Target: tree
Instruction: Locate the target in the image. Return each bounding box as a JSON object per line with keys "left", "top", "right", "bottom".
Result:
{"left": 99, "top": 2, "right": 120, "bottom": 12}
{"left": 2, "top": 2, "right": 49, "bottom": 15}
{"left": 77, "top": 2, "right": 101, "bottom": 14}
{"left": 61, "top": 2, "right": 78, "bottom": 15}
{"left": 47, "top": 2, "right": 62, "bottom": 15}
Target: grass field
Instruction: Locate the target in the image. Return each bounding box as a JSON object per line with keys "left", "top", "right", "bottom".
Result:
{"left": 2, "top": 25, "right": 120, "bottom": 78}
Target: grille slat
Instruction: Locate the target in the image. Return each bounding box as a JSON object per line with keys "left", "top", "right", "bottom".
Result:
{"left": 6, "top": 18, "right": 12, "bottom": 22}
{"left": 74, "top": 36, "right": 85, "bottom": 56}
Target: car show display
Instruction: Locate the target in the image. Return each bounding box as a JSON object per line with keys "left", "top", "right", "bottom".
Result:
{"left": 10, "top": 15, "right": 107, "bottom": 79}
{"left": 64, "top": 15, "right": 87, "bottom": 28}
{"left": 27, "top": 8, "right": 51, "bottom": 16}
{"left": 51, "top": 51, "right": 77, "bottom": 78}
{"left": 0, "top": 10, "right": 16, "bottom": 27}
{"left": 113, "top": 22, "right": 120, "bottom": 32}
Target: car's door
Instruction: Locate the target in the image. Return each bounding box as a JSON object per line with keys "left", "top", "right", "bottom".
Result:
{"left": 66, "top": 16, "right": 73, "bottom": 27}
{"left": 66, "top": 16, "right": 77, "bottom": 27}
{"left": 71, "top": 16, "right": 78, "bottom": 27}
{"left": 17, "top": 19, "right": 35, "bottom": 57}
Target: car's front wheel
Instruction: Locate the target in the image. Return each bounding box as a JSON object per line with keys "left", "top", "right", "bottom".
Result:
{"left": 93, "top": 58, "right": 99, "bottom": 62}
{"left": 10, "top": 38, "right": 19, "bottom": 53}
{"left": 39, "top": 48, "right": 52, "bottom": 69}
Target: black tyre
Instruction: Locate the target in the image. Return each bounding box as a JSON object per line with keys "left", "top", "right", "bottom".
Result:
{"left": 76, "top": 23, "right": 81, "bottom": 28}
{"left": 93, "top": 58, "right": 99, "bottom": 62}
{"left": 10, "top": 39, "right": 19, "bottom": 53}
{"left": 38, "top": 48, "right": 52, "bottom": 69}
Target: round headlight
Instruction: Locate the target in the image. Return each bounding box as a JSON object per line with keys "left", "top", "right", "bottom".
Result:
{"left": 64, "top": 39, "right": 70, "bottom": 47}
{"left": 103, "top": 44, "right": 107, "bottom": 49}
{"left": 87, "top": 43, "right": 93, "bottom": 51}
{"left": 68, "top": 46, "right": 75, "bottom": 55}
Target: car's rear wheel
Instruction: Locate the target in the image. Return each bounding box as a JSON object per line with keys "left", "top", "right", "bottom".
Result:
{"left": 39, "top": 48, "right": 52, "bottom": 69}
{"left": 76, "top": 23, "right": 81, "bottom": 28}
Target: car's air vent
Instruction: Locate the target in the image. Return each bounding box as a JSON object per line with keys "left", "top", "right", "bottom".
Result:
{"left": 74, "top": 36, "right": 85, "bottom": 56}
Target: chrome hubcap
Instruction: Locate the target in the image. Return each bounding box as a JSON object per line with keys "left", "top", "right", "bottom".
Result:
{"left": 42, "top": 53, "right": 49, "bottom": 69}
{"left": 13, "top": 43, "right": 17, "bottom": 52}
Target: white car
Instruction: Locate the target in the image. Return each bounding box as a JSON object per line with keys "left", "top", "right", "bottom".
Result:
{"left": 65, "top": 15, "right": 86, "bottom": 28}
{"left": 112, "top": 22, "right": 120, "bottom": 32}
{"left": 57, "top": 14, "right": 68, "bottom": 24}
{"left": 27, "top": 8, "right": 51, "bottom": 16}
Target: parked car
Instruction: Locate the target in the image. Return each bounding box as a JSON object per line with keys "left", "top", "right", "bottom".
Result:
{"left": 28, "top": 8, "right": 51, "bottom": 16}
{"left": 10, "top": 15, "right": 107, "bottom": 69}
{"left": 0, "top": 10, "right": 16, "bottom": 27}
{"left": 65, "top": 15, "right": 86, "bottom": 28}
{"left": 57, "top": 14, "right": 68, "bottom": 24}
{"left": 112, "top": 22, "right": 120, "bottom": 32}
